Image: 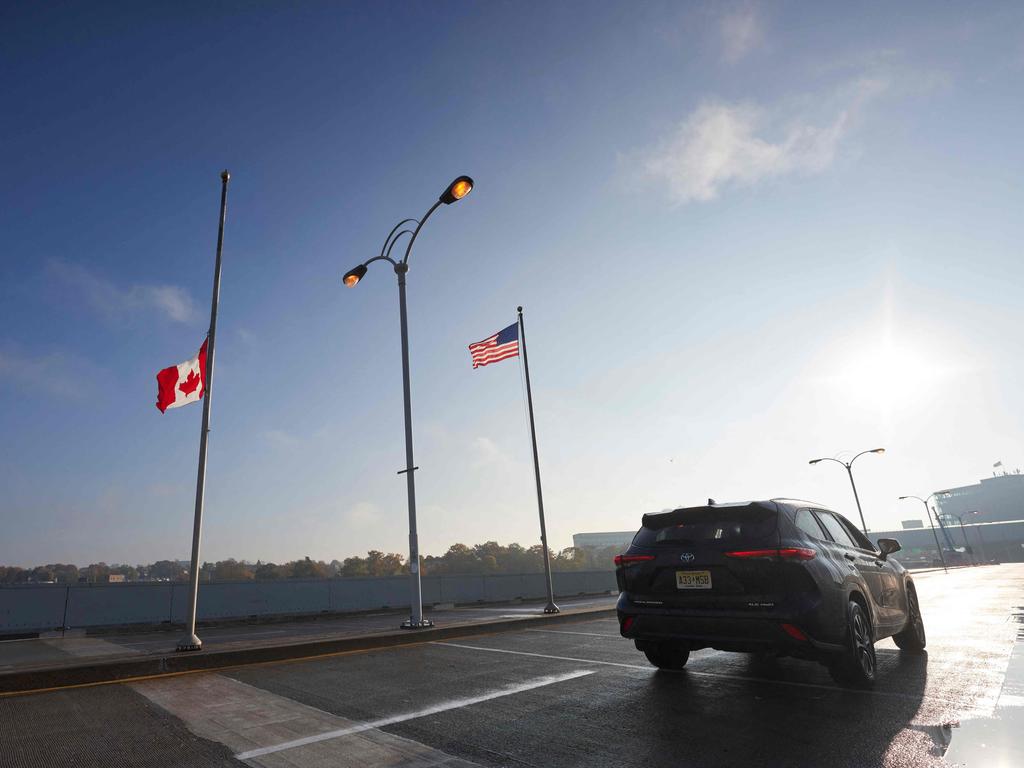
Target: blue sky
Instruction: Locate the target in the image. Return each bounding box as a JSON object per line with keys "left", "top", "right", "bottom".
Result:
{"left": 2, "top": 1, "right": 1023, "bottom": 567}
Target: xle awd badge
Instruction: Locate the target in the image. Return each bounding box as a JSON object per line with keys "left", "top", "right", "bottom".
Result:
{"left": 680, "top": 553, "right": 695, "bottom": 562}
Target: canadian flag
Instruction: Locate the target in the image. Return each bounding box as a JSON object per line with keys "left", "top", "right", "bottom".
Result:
{"left": 156, "top": 340, "right": 208, "bottom": 413}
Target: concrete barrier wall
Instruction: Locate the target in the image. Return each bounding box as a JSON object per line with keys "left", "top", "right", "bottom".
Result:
{"left": 0, "top": 586, "right": 68, "bottom": 632}
{"left": 67, "top": 583, "right": 175, "bottom": 628}
{"left": 0, "top": 570, "right": 617, "bottom": 634}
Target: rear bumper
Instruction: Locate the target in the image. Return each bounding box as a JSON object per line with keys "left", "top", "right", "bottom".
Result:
{"left": 617, "top": 596, "right": 842, "bottom": 656}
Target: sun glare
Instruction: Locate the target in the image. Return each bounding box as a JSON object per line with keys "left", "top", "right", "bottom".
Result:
{"left": 829, "top": 336, "right": 942, "bottom": 413}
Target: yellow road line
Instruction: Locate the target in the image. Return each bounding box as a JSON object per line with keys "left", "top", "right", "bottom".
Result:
{"left": 0, "top": 640, "right": 431, "bottom": 698}
{"left": 0, "top": 611, "right": 610, "bottom": 699}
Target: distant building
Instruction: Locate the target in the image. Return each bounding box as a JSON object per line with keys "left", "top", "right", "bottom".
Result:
{"left": 901, "top": 520, "right": 924, "bottom": 529}
{"left": 935, "top": 472, "right": 1024, "bottom": 525}
{"left": 872, "top": 520, "right": 1024, "bottom": 566}
{"left": 572, "top": 531, "right": 636, "bottom": 551}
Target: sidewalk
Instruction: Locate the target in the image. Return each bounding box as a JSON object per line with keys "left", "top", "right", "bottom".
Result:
{"left": 0, "top": 594, "right": 618, "bottom": 695}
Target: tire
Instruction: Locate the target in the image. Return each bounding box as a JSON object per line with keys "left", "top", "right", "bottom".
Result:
{"left": 829, "top": 600, "right": 877, "bottom": 688}
{"left": 892, "top": 583, "right": 927, "bottom": 653}
{"left": 644, "top": 644, "right": 690, "bottom": 670}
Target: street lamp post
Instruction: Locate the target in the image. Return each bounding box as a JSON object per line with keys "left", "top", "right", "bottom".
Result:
{"left": 974, "top": 518, "right": 988, "bottom": 563}
{"left": 951, "top": 511, "right": 979, "bottom": 564}
{"left": 898, "top": 494, "right": 948, "bottom": 573}
{"left": 343, "top": 176, "right": 474, "bottom": 630}
{"left": 809, "top": 448, "right": 885, "bottom": 535}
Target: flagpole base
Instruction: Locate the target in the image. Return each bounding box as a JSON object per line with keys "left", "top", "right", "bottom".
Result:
{"left": 176, "top": 634, "right": 203, "bottom": 652}
{"left": 401, "top": 618, "right": 434, "bottom": 629}
{"left": 544, "top": 603, "right": 561, "bottom": 614}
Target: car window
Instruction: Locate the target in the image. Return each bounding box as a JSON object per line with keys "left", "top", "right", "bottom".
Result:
{"left": 834, "top": 513, "right": 875, "bottom": 550}
{"left": 632, "top": 506, "right": 777, "bottom": 546}
{"left": 814, "top": 510, "right": 857, "bottom": 548}
{"left": 794, "top": 509, "right": 829, "bottom": 541}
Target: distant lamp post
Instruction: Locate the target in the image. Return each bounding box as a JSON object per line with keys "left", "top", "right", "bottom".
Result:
{"left": 342, "top": 175, "right": 474, "bottom": 630}
{"left": 809, "top": 448, "right": 885, "bottom": 535}
{"left": 898, "top": 493, "right": 948, "bottom": 573}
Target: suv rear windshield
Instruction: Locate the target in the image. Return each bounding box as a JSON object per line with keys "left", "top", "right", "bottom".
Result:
{"left": 632, "top": 506, "right": 777, "bottom": 546}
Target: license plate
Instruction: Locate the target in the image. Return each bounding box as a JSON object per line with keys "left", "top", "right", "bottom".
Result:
{"left": 676, "top": 570, "right": 712, "bottom": 590}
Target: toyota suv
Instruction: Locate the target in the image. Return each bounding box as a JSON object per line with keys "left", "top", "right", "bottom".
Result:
{"left": 615, "top": 499, "right": 927, "bottom": 687}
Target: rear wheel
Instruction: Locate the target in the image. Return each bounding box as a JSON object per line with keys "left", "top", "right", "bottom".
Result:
{"left": 643, "top": 644, "right": 690, "bottom": 670}
{"left": 892, "top": 584, "right": 926, "bottom": 653}
{"left": 829, "top": 600, "right": 877, "bottom": 688}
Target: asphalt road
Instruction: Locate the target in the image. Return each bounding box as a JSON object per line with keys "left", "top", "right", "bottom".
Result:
{"left": 2, "top": 564, "right": 1022, "bottom": 768}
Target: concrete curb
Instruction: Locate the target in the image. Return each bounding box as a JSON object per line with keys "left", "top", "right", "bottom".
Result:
{"left": 0, "top": 606, "right": 617, "bottom": 696}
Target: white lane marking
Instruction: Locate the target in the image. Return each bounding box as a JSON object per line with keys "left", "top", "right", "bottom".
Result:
{"left": 432, "top": 642, "right": 956, "bottom": 703}
{"left": 527, "top": 629, "right": 622, "bottom": 638}
{"left": 233, "top": 669, "right": 594, "bottom": 761}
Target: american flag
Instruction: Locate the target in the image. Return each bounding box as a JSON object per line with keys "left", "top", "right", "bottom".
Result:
{"left": 468, "top": 322, "right": 519, "bottom": 368}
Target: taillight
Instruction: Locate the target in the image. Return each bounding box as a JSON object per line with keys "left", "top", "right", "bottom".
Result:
{"left": 613, "top": 554, "right": 655, "bottom": 566}
{"left": 621, "top": 616, "right": 636, "bottom": 634}
{"left": 781, "top": 623, "right": 808, "bottom": 641}
{"left": 724, "top": 548, "right": 816, "bottom": 561}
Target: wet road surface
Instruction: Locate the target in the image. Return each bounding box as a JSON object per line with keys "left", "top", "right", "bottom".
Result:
{"left": 2, "top": 564, "right": 1021, "bottom": 767}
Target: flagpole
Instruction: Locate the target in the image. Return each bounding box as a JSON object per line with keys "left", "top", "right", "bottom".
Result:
{"left": 517, "top": 306, "right": 559, "bottom": 614}
{"left": 178, "top": 170, "right": 230, "bottom": 652}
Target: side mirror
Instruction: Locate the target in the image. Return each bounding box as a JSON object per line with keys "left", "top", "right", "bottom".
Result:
{"left": 877, "top": 538, "right": 901, "bottom": 559}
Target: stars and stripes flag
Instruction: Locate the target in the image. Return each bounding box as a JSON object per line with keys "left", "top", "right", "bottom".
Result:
{"left": 468, "top": 322, "right": 519, "bottom": 368}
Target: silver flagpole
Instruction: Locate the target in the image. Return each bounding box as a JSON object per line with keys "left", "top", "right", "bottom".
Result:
{"left": 177, "top": 170, "right": 230, "bottom": 652}
{"left": 517, "top": 306, "right": 559, "bottom": 614}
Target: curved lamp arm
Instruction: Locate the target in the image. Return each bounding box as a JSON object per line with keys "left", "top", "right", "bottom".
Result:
{"left": 386, "top": 230, "right": 414, "bottom": 263}
{"left": 343, "top": 177, "right": 471, "bottom": 287}
{"left": 809, "top": 457, "right": 849, "bottom": 468}
{"left": 898, "top": 495, "right": 926, "bottom": 504}
{"left": 363, "top": 229, "right": 416, "bottom": 269}
{"left": 380, "top": 218, "right": 419, "bottom": 261}
{"left": 402, "top": 200, "right": 443, "bottom": 265}
{"left": 849, "top": 448, "right": 885, "bottom": 467}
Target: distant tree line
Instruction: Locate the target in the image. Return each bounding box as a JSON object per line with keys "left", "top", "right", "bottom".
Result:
{"left": 0, "top": 542, "right": 621, "bottom": 584}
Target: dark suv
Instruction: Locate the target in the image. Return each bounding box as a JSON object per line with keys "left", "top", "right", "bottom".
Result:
{"left": 615, "top": 499, "right": 926, "bottom": 686}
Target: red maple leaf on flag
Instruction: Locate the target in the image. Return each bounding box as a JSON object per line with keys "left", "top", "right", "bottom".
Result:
{"left": 178, "top": 370, "right": 201, "bottom": 396}
{"left": 155, "top": 339, "right": 207, "bottom": 413}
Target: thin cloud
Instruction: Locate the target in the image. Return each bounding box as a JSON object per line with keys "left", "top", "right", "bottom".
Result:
{"left": 146, "top": 285, "right": 196, "bottom": 323}
{"left": 0, "top": 344, "right": 104, "bottom": 399}
{"left": 263, "top": 429, "right": 301, "bottom": 451}
{"left": 637, "top": 78, "right": 886, "bottom": 205}
{"left": 47, "top": 260, "right": 198, "bottom": 324}
{"left": 720, "top": 5, "right": 762, "bottom": 64}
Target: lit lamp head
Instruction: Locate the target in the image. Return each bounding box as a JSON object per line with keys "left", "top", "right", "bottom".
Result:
{"left": 440, "top": 175, "right": 474, "bottom": 205}
{"left": 342, "top": 264, "right": 368, "bottom": 287}
{"left": 871, "top": 448, "right": 886, "bottom": 455}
